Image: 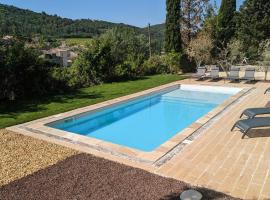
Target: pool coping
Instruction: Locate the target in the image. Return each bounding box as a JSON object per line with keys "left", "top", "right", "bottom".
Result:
{"left": 7, "top": 82, "right": 252, "bottom": 167}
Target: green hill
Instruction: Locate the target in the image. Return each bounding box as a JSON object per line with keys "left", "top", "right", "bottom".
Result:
{"left": 142, "top": 23, "right": 165, "bottom": 40}
{"left": 0, "top": 3, "right": 166, "bottom": 52}
{"left": 142, "top": 24, "right": 165, "bottom": 50}
{"left": 0, "top": 3, "right": 165, "bottom": 40}
{"left": 0, "top": 3, "right": 143, "bottom": 38}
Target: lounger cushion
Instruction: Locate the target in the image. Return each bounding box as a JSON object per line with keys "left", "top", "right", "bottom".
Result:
{"left": 242, "top": 108, "right": 270, "bottom": 118}
{"left": 227, "top": 68, "right": 240, "bottom": 80}
{"left": 242, "top": 68, "right": 255, "bottom": 79}
{"left": 235, "top": 117, "right": 270, "bottom": 133}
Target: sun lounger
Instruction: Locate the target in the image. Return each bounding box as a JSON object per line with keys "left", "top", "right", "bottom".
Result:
{"left": 209, "top": 65, "right": 218, "bottom": 70}
{"left": 192, "top": 67, "right": 206, "bottom": 80}
{"left": 231, "top": 117, "right": 270, "bottom": 138}
{"left": 206, "top": 68, "right": 220, "bottom": 80}
{"left": 240, "top": 108, "right": 270, "bottom": 119}
{"left": 242, "top": 68, "right": 255, "bottom": 82}
{"left": 265, "top": 87, "right": 270, "bottom": 94}
{"left": 227, "top": 68, "right": 240, "bottom": 81}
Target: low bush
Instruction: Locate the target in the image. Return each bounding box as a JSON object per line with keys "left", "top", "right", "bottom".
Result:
{"left": 142, "top": 52, "right": 197, "bottom": 74}
{"left": 142, "top": 55, "right": 167, "bottom": 75}
{"left": 180, "top": 53, "right": 197, "bottom": 73}
{"left": 163, "top": 52, "right": 181, "bottom": 73}
{"left": 142, "top": 52, "right": 182, "bottom": 75}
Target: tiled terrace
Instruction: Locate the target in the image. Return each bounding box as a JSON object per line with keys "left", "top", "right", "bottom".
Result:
{"left": 156, "top": 80, "right": 270, "bottom": 200}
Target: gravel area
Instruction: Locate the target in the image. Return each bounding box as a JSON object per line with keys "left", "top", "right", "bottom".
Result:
{"left": 0, "top": 153, "right": 239, "bottom": 200}
{"left": 0, "top": 129, "right": 78, "bottom": 186}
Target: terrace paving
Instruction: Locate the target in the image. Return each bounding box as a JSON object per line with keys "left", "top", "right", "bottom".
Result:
{"left": 1, "top": 79, "right": 270, "bottom": 199}
{"left": 156, "top": 79, "right": 270, "bottom": 200}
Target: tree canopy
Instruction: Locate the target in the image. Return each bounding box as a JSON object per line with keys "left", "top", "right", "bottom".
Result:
{"left": 216, "top": 0, "right": 236, "bottom": 46}
{"left": 237, "top": 0, "right": 270, "bottom": 59}
{"left": 181, "top": 0, "right": 209, "bottom": 46}
{"left": 165, "top": 0, "right": 182, "bottom": 52}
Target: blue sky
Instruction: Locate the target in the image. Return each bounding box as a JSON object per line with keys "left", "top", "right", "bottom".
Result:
{"left": 1, "top": 0, "right": 244, "bottom": 27}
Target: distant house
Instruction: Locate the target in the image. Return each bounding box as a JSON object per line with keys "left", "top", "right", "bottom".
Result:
{"left": 3, "top": 35, "right": 14, "bottom": 40}
{"left": 42, "top": 47, "right": 78, "bottom": 67}
{"left": 2, "top": 35, "right": 14, "bottom": 45}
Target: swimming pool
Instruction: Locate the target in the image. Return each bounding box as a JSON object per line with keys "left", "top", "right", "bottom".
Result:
{"left": 48, "top": 85, "right": 241, "bottom": 152}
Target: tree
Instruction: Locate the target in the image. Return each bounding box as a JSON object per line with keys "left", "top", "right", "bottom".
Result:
{"left": 203, "top": 1, "right": 218, "bottom": 39}
{"left": 181, "top": 0, "right": 209, "bottom": 46}
{"left": 227, "top": 39, "right": 245, "bottom": 65}
{"left": 187, "top": 31, "right": 213, "bottom": 68}
{"left": 99, "top": 28, "right": 148, "bottom": 79}
{"left": 165, "top": 0, "right": 182, "bottom": 52}
{"left": 216, "top": 0, "right": 236, "bottom": 46}
{"left": 215, "top": 40, "right": 243, "bottom": 76}
{"left": 204, "top": 0, "right": 218, "bottom": 19}
{"left": 258, "top": 39, "right": 270, "bottom": 80}
{"left": 237, "top": 0, "right": 270, "bottom": 60}
{"left": 0, "top": 38, "right": 63, "bottom": 100}
{"left": 68, "top": 27, "right": 149, "bottom": 87}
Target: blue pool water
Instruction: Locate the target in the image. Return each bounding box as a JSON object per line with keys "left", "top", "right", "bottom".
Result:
{"left": 49, "top": 86, "right": 237, "bottom": 152}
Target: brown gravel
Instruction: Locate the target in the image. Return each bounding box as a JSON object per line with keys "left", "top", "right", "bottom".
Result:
{"left": 0, "top": 129, "right": 78, "bottom": 186}
{"left": 0, "top": 153, "right": 239, "bottom": 200}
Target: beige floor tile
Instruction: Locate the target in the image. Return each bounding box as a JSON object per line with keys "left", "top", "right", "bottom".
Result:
{"left": 157, "top": 81, "right": 270, "bottom": 199}
{"left": 245, "top": 183, "right": 263, "bottom": 200}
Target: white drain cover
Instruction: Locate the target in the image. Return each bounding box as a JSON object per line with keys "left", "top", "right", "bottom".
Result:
{"left": 180, "top": 189, "right": 203, "bottom": 200}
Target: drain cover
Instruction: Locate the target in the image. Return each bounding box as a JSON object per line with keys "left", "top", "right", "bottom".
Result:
{"left": 180, "top": 189, "right": 203, "bottom": 200}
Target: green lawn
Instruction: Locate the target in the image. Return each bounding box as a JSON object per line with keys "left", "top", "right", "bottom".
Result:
{"left": 63, "top": 38, "right": 92, "bottom": 46}
{"left": 0, "top": 74, "right": 185, "bottom": 129}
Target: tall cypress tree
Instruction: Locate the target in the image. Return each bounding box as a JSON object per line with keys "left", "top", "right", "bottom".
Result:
{"left": 165, "top": 0, "right": 182, "bottom": 52}
{"left": 216, "top": 0, "right": 236, "bottom": 45}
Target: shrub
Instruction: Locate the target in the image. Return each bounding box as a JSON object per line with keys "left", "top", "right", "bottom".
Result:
{"left": 0, "top": 38, "right": 71, "bottom": 100}
{"left": 99, "top": 28, "right": 148, "bottom": 80}
{"left": 0, "top": 38, "right": 50, "bottom": 100}
{"left": 49, "top": 67, "right": 72, "bottom": 92}
{"left": 143, "top": 52, "right": 182, "bottom": 75}
{"left": 142, "top": 55, "right": 167, "bottom": 75}
{"left": 163, "top": 52, "right": 181, "bottom": 73}
{"left": 227, "top": 39, "right": 245, "bottom": 64}
{"left": 180, "top": 53, "right": 197, "bottom": 73}
{"left": 69, "top": 27, "right": 149, "bottom": 85}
